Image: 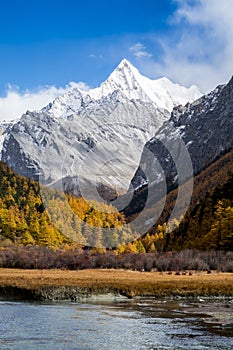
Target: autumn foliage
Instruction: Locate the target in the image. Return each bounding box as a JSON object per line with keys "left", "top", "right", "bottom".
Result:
{"left": 0, "top": 162, "right": 133, "bottom": 249}
{"left": 0, "top": 146, "right": 232, "bottom": 259}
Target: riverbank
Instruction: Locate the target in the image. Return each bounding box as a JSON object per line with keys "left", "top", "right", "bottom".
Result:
{"left": 0, "top": 269, "right": 232, "bottom": 301}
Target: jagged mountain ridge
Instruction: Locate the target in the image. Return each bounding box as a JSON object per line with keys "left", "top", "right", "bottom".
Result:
{"left": 1, "top": 59, "right": 201, "bottom": 196}
{"left": 41, "top": 59, "right": 201, "bottom": 118}
{"left": 88, "top": 59, "right": 200, "bottom": 111}
{"left": 131, "top": 76, "right": 233, "bottom": 192}
{"left": 116, "top": 77, "right": 233, "bottom": 236}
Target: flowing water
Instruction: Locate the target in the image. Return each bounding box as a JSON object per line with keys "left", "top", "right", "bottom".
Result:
{"left": 0, "top": 299, "right": 232, "bottom": 350}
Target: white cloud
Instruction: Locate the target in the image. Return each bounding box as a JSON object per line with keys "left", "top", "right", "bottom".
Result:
{"left": 142, "top": 0, "right": 233, "bottom": 93}
{"left": 0, "top": 82, "right": 90, "bottom": 121}
{"left": 130, "top": 43, "right": 152, "bottom": 58}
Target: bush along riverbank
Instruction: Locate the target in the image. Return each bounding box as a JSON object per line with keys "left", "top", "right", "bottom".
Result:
{"left": 0, "top": 247, "right": 233, "bottom": 272}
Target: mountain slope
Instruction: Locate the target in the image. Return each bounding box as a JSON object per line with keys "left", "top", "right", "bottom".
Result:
{"left": 119, "top": 76, "right": 233, "bottom": 239}
{"left": 155, "top": 148, "right": 233, "bottom": 251}
{"left": 122, "top": 148, "right": 233, "bottom": 251}
{"left": 89, "top": 59, "right": 201, "bottom": 110}
{"left": 0, "top": 161, "right": 134, "bottom": 249}
{"left": 131, "top": 76, "right": 233, "bottom": 191}
{"left": 169, "top": 169, "right": 233, "bottom": 251}
{"left": 1, "top": 59, "right": 201, "bottom": 197}
{"left": 0, "top": 161, "right": 66, "bottom": 247}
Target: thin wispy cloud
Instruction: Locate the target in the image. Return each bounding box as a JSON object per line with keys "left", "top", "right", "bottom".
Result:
{"left": 0, "top": 82, "right": 90, "bottom": 121}
{"left": 130, "top": 43, "right": 152, "bottom": 58}
{"left": 142, "top": 0, "right": 233, "bottom": 92}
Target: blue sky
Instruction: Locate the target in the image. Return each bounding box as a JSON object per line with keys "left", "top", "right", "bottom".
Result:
{"left": 1, "top": 0, "right": 233, "bottom": 120}
{"left": 0, "top": 0, "right": 175, "bottom": 91}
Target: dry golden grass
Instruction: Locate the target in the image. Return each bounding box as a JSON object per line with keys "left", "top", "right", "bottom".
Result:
{"left": 0, "top": 269, "right": 233, "bottom": 297}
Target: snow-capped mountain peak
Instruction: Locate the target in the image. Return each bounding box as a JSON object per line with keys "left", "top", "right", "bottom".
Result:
{"left": 1, "top": 59, "right": 202, "bottom": 197}
{"left": 37, "top": 59, "right": 201, "bottom": 120}
{"left": 83, "top": 58, "right": 201, "bottom": 111}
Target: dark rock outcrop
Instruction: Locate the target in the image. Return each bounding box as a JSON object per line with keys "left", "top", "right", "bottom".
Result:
{"left": 131, "top": 77, "right": 233, "bottom": 191}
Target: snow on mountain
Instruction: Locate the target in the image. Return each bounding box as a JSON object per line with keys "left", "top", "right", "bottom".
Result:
{"left": 0, "top": 120, "right": 16, "bottom": 156}
{"left": 40, "top": 59, "right": 201, "bottom": 119}
{"left": 89, "top": 59, "right": 201, "bottom": 110}
{"left": 1, "top": 59, "right": 202, "bottom": 199}
{"left": 88, "top": 59, "right": 201, "bottom": 110}
{"left": 131, "top": 77, "right": 233, "bottom": 192}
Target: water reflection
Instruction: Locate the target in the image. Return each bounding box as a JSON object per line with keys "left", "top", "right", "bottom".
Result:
{"left": 0, "top": 299, "right": 232, "bottom": 350}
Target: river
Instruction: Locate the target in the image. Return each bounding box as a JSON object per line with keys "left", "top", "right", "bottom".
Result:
{"left": 0, "top": 299, "right": 232, "bottom": 349}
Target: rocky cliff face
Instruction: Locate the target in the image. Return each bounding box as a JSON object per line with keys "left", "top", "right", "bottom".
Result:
{"left": 131, "top": 76, "right": 233, "bottom": 192}
{"left": 1, "top": 59, "right": 201, "bottom": 198}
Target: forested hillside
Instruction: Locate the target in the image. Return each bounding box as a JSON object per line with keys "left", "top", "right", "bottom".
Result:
{"left": 149, "top": 149, "right": 233, "bottom": 251}
{"left": 121, "top": 149, "right": 233, "bottom": 252}
{"left": 0, "top": 162, "right": 132, "bottom": 249}
{"left": 165, "top": 174, "right": 233, "bottom": 251}
{"left": 0, "top": 147, "right": 232, "bottom": 253}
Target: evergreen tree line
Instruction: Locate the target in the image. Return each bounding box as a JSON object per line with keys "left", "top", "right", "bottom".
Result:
{"left": 164, "top": 175, "right": 233, "bottom": 251}
{"left": 120, "top": 149, "right": 233, "bottom": 253}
